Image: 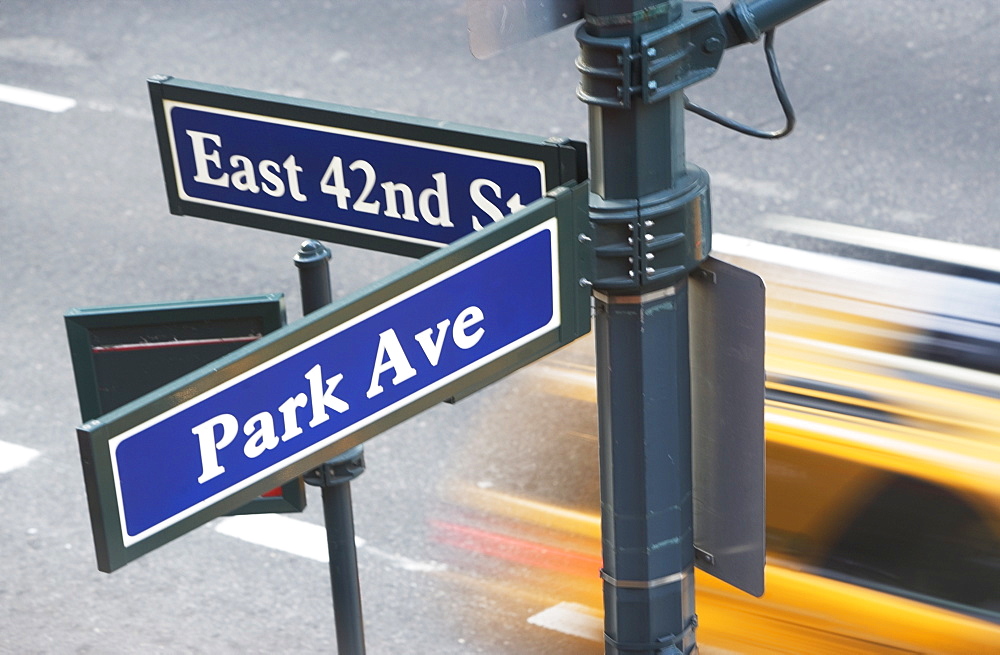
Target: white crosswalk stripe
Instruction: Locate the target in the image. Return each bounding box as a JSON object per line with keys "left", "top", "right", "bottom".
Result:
{"left": 0, "top": 83, "right": 76, "bottom": 112}
{"left": 527, "top": 602, "right": 602, "bottom": 642}
{"left": 215, "top": 513, "right": 446, "bottom": 573}
{"left": 0, "top": 440, "right": 40, "bottom": 474}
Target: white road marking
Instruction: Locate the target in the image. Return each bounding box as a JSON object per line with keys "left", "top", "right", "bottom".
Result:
{"left": 527, "top": 602, "right": 602, "bottom": 642}
{"left": 215, "top": 514, "right": 446, "bottom": 572}
{"left": 763, "top": 213, "right": 1000, "bottom": 273}
{"left": 363, "top": 543, "right": 448, "bottom": 573}
{"left": 215, "top": 514, "right": 337, "bottom": 562}
{"left": 0, "top": 36, "right": 90, "bottom": 67}
{"left": 83, "top": 99, "right": 152, "bottom": 122}
{"left": 527, "top": 602, "right": 740, "bottom": 653}
{"left": 0, "top": 440, "right": 40, "bottom": 474}
{"left": 0, "top": 83, "right": 76, "bottom": 112}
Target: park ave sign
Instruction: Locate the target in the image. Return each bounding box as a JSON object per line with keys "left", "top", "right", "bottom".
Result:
{"left": 77, "top": 179, "right": 590, "bottom": 572}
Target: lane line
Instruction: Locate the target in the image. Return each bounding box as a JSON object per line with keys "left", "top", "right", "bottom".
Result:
{"left": 0, "top": 440, "right": 41, "bottom": 474}
{"left": 527, "top": 602, "right": 602, "bottom": 642}
{"left": 0, "top": 83, "right": 76, "bottom": 112}
{"left": 215, "top": 514, "right": 339, "bottom": 562}
{"left": 363, "top": 543, "right": 448, "bottom": 573}
{"left": 763, "top": 213, "right": 1000, "bottom": 273}
{"left": 215, "top": 514, "right": 446, "bottom": 572}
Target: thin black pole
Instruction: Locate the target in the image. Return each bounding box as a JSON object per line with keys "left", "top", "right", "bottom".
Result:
{"left": 307, "top": 447, "right": 366, "bottom": 655}
{"left": 294, "top": 239, "right": 367, "bottom": 655}
{"left": 295, "top": 239, "right": 335, "bottom": 316}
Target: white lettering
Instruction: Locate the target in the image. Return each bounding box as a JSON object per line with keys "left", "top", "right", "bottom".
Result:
{"left": 259, "top": 159, "right": 285, "bottom": 197}
{"left": 186, "top": 130, "right": 229, "bottom": 188}
{"left": 350, "top": 160, "right": 381, "bottom": 214}
{"left": 382, "top": 181, "right": 417, "bottom": 221}
{"left": 304, "top": 364, "right": 350, "bottom": 427}
{"left": 367, "top": 329, "right": 417, "bottom": 398}
{"left": 278, "top": 393, "right": 308, "bottom": 441}
{"left": 470, "top": 178, "right": 505, "bottom": 230}
{"left": 242, "top": 412, "right": 278, "bottom": 458}
{"left": 229, "top": 155, "right": 260, "bottom": 193}
{"left": 283, "top": 154, "right": 307, "bottom": 202}
{"left": 418, "top": 172, "right": 452, "bottom": 227}
{"left": 414, "top": 319, "right": 451, "bottom": 367}
{"left": 506, "top": 193, "right": 525, "bottom": 214}
{"left": 193, "top": 414, "right": 238, "bottom": 483}
{"left": 320, "top": 156, "right": 351, "bottom": 208}
{"left": 189, "top": 364, "right": 354, "bottom": 485}
{"left": 453, "top": 306, "right": 486, "bottom": 349}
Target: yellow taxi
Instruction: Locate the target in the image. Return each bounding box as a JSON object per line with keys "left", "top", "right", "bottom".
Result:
{"left": 438, "top": 235, "right": 1000, "bottom": 653}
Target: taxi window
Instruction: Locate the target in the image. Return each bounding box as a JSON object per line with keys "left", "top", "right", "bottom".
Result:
{"left": 820, "top": 477, "right": 1000, "bottom": 622}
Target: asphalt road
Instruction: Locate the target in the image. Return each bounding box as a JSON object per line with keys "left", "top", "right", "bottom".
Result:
{"left": 1, "top": 1, "right": 997, "bottom": 653}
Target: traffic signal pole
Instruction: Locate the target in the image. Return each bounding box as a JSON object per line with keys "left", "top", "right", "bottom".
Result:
{"left": 578, "top": 2, "right": 716, "bottom": 653}
{"left": 577, "top": 2, "right": 827, "bottom": 652}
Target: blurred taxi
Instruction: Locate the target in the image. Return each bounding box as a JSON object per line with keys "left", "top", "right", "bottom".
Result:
{"left": 436, "top": 234, "right": 1000, "bottom": 653}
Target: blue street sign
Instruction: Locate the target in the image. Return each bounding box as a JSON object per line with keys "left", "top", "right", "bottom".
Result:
{"left": 77, "top": 183, "right": 591, "bottom": 572}
{"left": 149, "top": 77, "right": 585, "bottom": 257}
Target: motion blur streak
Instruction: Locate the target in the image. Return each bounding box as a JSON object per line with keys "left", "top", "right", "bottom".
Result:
{"left": 432, "top": 520, "right": 601, "bottom": 580}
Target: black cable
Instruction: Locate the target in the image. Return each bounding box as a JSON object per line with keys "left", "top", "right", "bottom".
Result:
{"left": 685, "top": 30, "right": 796, "bottom": 139}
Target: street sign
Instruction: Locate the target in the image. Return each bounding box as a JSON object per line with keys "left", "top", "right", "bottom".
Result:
{"left": 77, "top": 182, "right": 590, "bottom": 572}
{"left": 149, "top": 77, "right": 585, "bottom": 257}
{"left": 65, "top": 295, "right": 307, "bottom": 516}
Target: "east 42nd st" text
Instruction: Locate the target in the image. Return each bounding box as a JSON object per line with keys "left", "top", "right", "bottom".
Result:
{"left": 185, "top": 130, "right": 526, "bottom": 232}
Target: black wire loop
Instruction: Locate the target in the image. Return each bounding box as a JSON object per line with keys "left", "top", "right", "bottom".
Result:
{"left": 685, "top": 29, "right": 796, "bottom": 139}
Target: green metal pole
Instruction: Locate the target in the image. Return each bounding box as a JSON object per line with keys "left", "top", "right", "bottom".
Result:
{"left": 578, "top": 2, "right": 714, "bottom": 652}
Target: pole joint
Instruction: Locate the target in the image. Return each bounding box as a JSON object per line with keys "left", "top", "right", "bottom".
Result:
{"left": 303, "top": 445, "right": 366, "bottom": 488}
{"left": 589, "top": 167, "right": 710, "bottom": 292}
{"left": 576, "top": 3, "right": 725, "bottom": 109}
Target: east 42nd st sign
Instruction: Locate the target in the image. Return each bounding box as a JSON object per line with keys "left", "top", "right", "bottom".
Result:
{"left": 149, "top": 77, "right": 585, "bottom": 257}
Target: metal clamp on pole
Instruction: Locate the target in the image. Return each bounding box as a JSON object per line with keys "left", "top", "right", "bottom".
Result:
{"left": 577, "top": 2, "right": 724, "bottom": 109}
{"left": 603, "top": 615, "right": 699, "bottom": 654}
{"left": 600, "top": 568, "right": 691, "bottom": 589}
{"left": 589, "top": 167, "right": 711, "bottom": 291}
{"left": 304, "top": 447, "right": 367, "bottom": 488}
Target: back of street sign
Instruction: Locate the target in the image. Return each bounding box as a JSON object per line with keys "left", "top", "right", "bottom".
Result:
{"left": 77, "top": 181, "right": 590, "bottom": 572}
{"left": 690, "top": 257, "right": 766, "bottom": 597}
{"left": 65, "top": 295, "right": 307, "bottom": 516}
{"left": 149, "top": 77, "right": 585, "bottom": 257}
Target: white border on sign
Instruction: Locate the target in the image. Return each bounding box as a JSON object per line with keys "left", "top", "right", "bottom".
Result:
{"left": 110, "top": 218, "right": 561, "bottom": 546}
{"left": 163, "top": 100, "right": 548, "bottom": 248}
